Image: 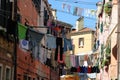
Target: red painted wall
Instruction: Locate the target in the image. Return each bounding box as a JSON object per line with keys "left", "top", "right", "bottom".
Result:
{"left": 17, "top": 0, "right": 38, "bottom": 26}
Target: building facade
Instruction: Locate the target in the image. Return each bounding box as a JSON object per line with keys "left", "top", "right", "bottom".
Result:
{"left": 71, "top": 27, "right": 95, "bottom": 56}
{"left": 0, "top": 0, "right": 73, "bottom": 80}
{"left": 96, "top": 0, "right": 118, "bottom": 79}
{"left": 0, "top": 0, "right": 15, "bottom": 80}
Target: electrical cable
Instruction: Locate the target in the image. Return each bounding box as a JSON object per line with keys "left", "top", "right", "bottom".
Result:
{"left": 55, "top": 0, "right": 97, "bottom": 5}
{"left": 56, "top": 9, "right": 97, "bottom": 20}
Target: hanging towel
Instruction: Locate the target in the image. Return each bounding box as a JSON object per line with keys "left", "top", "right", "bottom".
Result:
{"left": 18, "top": 23, "right": 27, "bottom": 39}
{"left": 20, "top": 39, "right": 29, "bottom": 50}
{"left": 46, "top": 34, "right": 56, "bottom": 49}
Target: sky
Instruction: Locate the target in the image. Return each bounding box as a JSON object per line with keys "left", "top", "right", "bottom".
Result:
{"left": 48, "top": 0, "right": 100, "bottom": 30}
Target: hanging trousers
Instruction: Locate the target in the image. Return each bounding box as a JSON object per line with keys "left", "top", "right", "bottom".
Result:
{"left": 55, "top": 37, "right": 63, "bottom": 61}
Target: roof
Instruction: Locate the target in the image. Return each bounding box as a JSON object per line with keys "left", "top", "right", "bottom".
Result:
{"left": 71, "top": 27, "right": 95, "bottom": 35}
{"left": 79, "top": 27, "right": 94, "bottom": 32}
{"left": 56, "top": 20, "right": 73, "bottom": 28}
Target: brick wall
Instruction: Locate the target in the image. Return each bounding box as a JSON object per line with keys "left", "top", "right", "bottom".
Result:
{"left": 17, "top": 0, "right": 38, "bottom": 26}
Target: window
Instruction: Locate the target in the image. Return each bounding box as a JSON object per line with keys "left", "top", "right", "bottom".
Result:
{"left": 32, "top": 0, "right": 41, "bottom": 13}
{"left": 23, "top": 75, "right": 27, "bottom": 80}
{"left": 44, "top": 8, "right": 49, "bottom": 26}
{"left": 17, "top": 13, "right": 21, "bottom": 22}
{"left": 28, "top": 76, "right": 31, "bottom": 80}
{"left": 5, "top": 66, "right": 11, "bottom": 80}
{"left": 79, "top": 38, "right": 84, "bottom": 48}
{"left": 0, "top": 64, "right": 3, "bottom": 80}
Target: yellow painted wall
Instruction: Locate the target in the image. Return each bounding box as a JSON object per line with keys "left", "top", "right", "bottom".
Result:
{"left": 71, "top": 32, "right": 94, "bottom": 55}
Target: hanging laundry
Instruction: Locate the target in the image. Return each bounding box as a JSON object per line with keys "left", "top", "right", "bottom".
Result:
{"left": 62, "top": 3, "right": 66, "bottom": 10}
{"left": 73, "top": 7, "right": 78, "bottom": 15}
{"left": 66, "top": 4, "right": 71, "bottom": 13}
{"left": 62, "top": 67, "right": 66, "bottom": 75}
{"left": 87, "top": 73, "right": 97, "bottom": 79}
{"left": 70, "top": 67, "right": 77, "bottom": 72}
{"left": 46, "top": 34, "right": 56, "bottom": 49}
{"left": 77, "top": 8, "right": 83, "bottom": 16}
{"left": 40, "top": 46, "right": 46, "bottom": 63}
{"left": 96, "top": 40, "right": 100, "bottom": 49}
{"left": 84, "top": 55, "right": 88, "bottom": 61}
{"left": 63, "top": 38, "right": 73, "bottom": 52}
{"left": 18, "top": 23, "right": 27, "bottom": 39}
{"left": 100, "top": 22, "right": 103, "bottom": 33}
{"left": 64, "top": 53, "right": 71, "bottom": 68}
{"left": 61, "top": 27, "right": 67, "bottom": 38}
{"left": 45, "top": 50, "right": 51, "bottom": 66}
{"left": 84, "top": 66, "right": 88, "bottom": 73}
{"left": 57, "top": 53, "right": 65, "bottom": 63}
{"left": 70, "top": 54, "right": 76, "bottom": 67}
{"left": 83, "top": 61, "right": 88, "bottom": 67}
{"left": 27, "top": 28, "right": 44, "bottom": 49}
{"left": 84, "top": 8, "right": 90, "bottom": 17}
{"left": 20, "top": 39, "right": 29, "bottom": 50}
{"left": 31, "top": 44, "right": 39, "bottom": 59}
{"left": 79, "top": 55, "right": 84, "bottom": 66}
{"left": 51, "top": 50, "right": 56, "bottom": 68}
{"left": 53, "top": 26, "right": 61, "bottom": 33}
{"left": 47, "top": 19, "right": 52, "bottom": 27}
{"left": 55, "top": 37, "right": 63, "bottom": 61}
{"left": 75, "top": 56, "right": 80, "bottom": 67}
{"left": 77, "top": 66, "right": 81, "bottom": 72}
{"left": 87, "top": 66, "right": 92, "bottom": 73}
{"left": 90, "top": 9, "right": 96, "bottom": 17}
{"left": 80, "top": 66, "right": 84, "bottom": 73}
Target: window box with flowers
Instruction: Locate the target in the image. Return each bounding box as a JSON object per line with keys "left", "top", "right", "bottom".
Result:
{"left": 104, "top": 2, "right": 112, "bottom": 16}
{"left": 101, "top": 59, "right": 109, "bottom": 68}
{"left": 105, "top": 46, "right": 111, "bottom": 58}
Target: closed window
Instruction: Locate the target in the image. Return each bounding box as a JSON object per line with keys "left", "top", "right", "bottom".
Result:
{"left": 5, "top": 66, "right": 11, "bottom": 80}
{"left": 79, "top": 38, "right": 84, "bottom": 48}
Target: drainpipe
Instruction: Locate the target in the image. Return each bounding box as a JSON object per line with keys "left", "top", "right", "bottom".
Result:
{"left": 118, "top": 0, "right": 120, "bottom": 79}
{"left": 12, "top": 0, "right": 17, "bottom": 80}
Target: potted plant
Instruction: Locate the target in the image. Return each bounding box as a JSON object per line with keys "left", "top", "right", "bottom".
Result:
{"left": 104, "top": 2, "right": 112, "bottom": 16}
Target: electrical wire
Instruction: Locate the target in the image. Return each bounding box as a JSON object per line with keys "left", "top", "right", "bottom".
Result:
{"left": 0, "top": 6, "right": 117, "bottom": 27}
{"left": 55, "top": 0, "right": 97, "bottom": 5}
{"left": 56, "top": 9, "right": 97, "bottom": 20}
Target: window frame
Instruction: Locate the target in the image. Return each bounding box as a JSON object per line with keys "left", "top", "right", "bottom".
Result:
{"left": 79, "top": 38, "right": 84, "bottom": 48}
{"left": 5, "top": 66, "right": 11, "bottom": 80}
